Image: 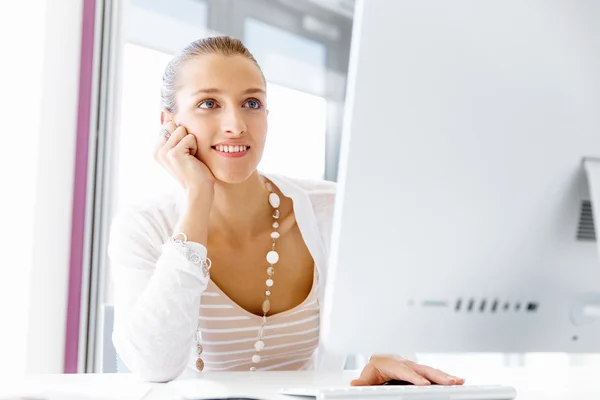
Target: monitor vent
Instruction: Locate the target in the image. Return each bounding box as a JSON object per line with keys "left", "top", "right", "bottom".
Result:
{"left": 577, "top": 200, "right": 596, "bottom": 241}
{"left": 454, "top": 298, "right": 539, "bottom": 314}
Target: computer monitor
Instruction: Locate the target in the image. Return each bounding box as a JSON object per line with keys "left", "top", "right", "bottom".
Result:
{"left": 322, "top": 0, "right": 600, "bottom": 357}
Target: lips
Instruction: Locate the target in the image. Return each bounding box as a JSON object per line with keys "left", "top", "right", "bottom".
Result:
{"left": 211, "top": 144, "right": 250, "bottom": 158}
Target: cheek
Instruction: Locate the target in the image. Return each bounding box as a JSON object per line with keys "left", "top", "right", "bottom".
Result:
{"left": 178, "top": 114, "right": 218, "bottom": 145}
{"left": 248, "top": 113, "right": 268, "bottom": 139}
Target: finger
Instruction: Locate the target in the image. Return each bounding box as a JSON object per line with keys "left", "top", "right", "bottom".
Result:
{"left": 407, "top": 362, "right": 465, "bottom": 385}
{"left": 351, "top": 363, "right": 385, "bottom": 386}
{"left": 374, "top": 357, "right": 431, "bottom": 386}
{"left": 159, "top": 126, "right": 188, "bottom": 162}
{"left": 159, "top": 121, "right": 177, "bottom": 143}
{"left": 164, "top": 120, "right": 177, "bottom": 132}
{"left": 164, "top": 126, "right": 188, "bottom": 150}
{"left": 153, "top": 121, "right": 177, "bottom": 160}
{"left": 172, "top": 134, "right": 198, "bottom": 158}
{"left": 405, "top": 360, "right": 464, "bottom": 385}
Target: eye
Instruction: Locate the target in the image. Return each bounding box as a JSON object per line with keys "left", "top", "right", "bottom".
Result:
{"left": 198, "top": 99, "right": 218, "bottom": 109}
{"left": 243, "top": 98, "right": 262, "bottom": 109}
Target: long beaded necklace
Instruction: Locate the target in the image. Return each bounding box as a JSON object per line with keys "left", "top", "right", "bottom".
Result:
{"left": 195, "top": 176, "right": 281, "bottom": 372}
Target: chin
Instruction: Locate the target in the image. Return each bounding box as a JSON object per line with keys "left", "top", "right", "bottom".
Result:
{"left": 207, "top": 148, "right": 265, "bottom": 185}
{"left": 212, "top": 168, "right": 258, "bottom": 185}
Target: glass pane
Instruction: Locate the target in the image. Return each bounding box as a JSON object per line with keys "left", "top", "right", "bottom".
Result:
{"left": 126, "top": 0, "right": 209, "bottom": 54}
{"left": 259, "top": 82, "right": 327, "bottom": 180}
{"left": 114, "top": 43, "right": 177, "bottom": 212}
{"left": 132, "top": 0, "right": 208, "bottom": 28}
{"left": 245, "top": 17, "right": 327, "bottom": 96}
{"left": 98, "top": 0, "right": 347, "bottom": 372}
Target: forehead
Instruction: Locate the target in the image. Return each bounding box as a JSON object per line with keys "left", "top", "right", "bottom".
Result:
{"left": 177, "top": 54, "right": 265, "bottom": 95}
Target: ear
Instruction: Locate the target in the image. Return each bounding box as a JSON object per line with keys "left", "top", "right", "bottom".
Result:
{"left": 266, "top": 108, "right": 270, "bottom": 117}
{"left": 160, "top": 109, "right": 174, "bottom": 125}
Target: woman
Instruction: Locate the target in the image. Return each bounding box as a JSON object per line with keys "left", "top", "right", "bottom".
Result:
{"left": 108, "top": 36, "right": 465, "bottom": 385}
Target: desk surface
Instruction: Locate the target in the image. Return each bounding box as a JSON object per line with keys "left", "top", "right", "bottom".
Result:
{"left": 2, "top": 367, "right": 600, "bottom": 400}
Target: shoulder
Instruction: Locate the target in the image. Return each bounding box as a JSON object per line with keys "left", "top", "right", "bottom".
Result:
{"left": 284, "top": 176, "right": 337, "bottom": 195}
{"left": 271, "top": 174, "right": 337, "bottom": 219}
{"left": 268, "top": 174, "right": 337, "bottom": 251}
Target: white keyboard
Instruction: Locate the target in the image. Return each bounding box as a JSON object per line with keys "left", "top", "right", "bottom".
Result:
{"left": 280, "top": 384, "right": 517, "bottom": 400}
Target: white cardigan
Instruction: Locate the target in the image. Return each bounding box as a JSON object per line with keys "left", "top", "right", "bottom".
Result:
{"left": 108, "top": 172, "right": 356, "bottom": 382}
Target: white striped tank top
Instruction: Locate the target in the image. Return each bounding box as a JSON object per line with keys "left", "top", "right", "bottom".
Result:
{"left": 196, "top": 267, "right": 320, "bottom": 371}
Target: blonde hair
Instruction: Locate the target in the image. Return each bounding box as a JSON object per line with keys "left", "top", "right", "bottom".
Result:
{"left": 160, "top": 36, "right": 265, "bottom": 112}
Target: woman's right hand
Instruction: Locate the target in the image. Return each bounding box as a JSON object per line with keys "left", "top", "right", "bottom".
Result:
{"left": 155, "top": 121, "right": 214, "bottom": 245}
{"left": 153, "top": 121, "right": 216, "bottom": 193}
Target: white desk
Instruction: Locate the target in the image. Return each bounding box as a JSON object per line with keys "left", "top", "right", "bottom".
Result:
{"left": 2, "top": 367, "right": 600, "bottom": 400}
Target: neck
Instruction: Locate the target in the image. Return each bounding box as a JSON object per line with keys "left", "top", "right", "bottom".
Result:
{"left": 209, "top": 170, "right": 272, "bottom": 241}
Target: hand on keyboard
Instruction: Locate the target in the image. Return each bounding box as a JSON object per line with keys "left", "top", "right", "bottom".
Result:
{"left": 350, "top": 354, "right": 465, "bottom": 387}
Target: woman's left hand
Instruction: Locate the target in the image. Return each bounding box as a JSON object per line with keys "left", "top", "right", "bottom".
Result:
{"left": 351, "top": 355, "right": 466, "bottom": 386}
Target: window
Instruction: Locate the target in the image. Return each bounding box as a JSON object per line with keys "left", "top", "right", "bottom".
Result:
{"left": 245, "top": 18, "right": 327, "bottom": 97}
{"left": 114, "top": 43, "right": 176, "bottom": 210}
{"left": 259, "top": 83, "right": 327, "bottom": 180}
{"left": 87, "top": 0, "right": 353, "bottom": 372}
{"left": 245, "top": 18, "right": 329, "bottom": 180}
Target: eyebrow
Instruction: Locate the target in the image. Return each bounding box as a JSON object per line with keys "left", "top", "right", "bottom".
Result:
{"left": 191, "top": 88, "right": 266, "bottom": 97}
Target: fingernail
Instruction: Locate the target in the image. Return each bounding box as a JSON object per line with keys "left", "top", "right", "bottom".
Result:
{"left": 422, "top": 378, "right": 431, "bottom": 385}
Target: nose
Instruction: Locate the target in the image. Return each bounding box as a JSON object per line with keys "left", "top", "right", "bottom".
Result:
{"left": 221, "top": 107, "right": 247, "bottom": 137}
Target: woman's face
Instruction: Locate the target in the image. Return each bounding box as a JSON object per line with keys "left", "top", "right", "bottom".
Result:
{"left": 165, "top": 54, "right": 268, "bottom": 184}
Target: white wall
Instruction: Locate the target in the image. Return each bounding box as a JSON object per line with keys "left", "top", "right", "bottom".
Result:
{"left": 0, "top": 0, "right": 83, "bottom": 375}
{"left": 0, "top": 0, "right": 47, "bottom": 376}
{"left": 25, "top": 0, "right": 84, "bottom": 374}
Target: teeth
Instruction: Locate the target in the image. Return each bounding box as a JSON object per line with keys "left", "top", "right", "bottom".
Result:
{"left": 214, "top": 145, "right": 248, "bottom": 153}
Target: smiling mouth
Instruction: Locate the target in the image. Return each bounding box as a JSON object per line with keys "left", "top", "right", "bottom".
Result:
{"left": 211, "top": 145, "right": 251, "bottom": 153}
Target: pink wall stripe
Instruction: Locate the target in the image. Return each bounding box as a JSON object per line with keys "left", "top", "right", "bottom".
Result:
{"left": 64, "top": 0, "right": 96, "bottom": 373}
